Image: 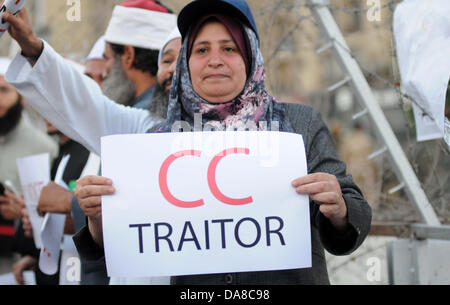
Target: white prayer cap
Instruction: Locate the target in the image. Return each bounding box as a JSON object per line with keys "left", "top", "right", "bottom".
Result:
{"left": 0, "top": 57, "right": 12, "bottom": 76}
{"left": 87, "top": 36, "right": 106, "bottom": 61}
{"left": 158, "top": 27, "right": 181, "bottom": 67}
{"left": 104, "top": 0, "right": 177, "bottom": 51}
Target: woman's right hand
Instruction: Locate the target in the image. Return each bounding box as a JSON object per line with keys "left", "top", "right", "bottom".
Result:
{"left": 74, "top": 176, "right": 115, "bottom": 219}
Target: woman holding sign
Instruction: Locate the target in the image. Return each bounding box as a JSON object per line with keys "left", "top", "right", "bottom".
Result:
{"left": 4, "top": 0, "right": 371, "bottom": 284}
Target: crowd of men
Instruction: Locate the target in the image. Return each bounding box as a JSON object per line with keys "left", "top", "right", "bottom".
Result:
{"left": 0, "top": 0, "right": 181, "bottom": 285}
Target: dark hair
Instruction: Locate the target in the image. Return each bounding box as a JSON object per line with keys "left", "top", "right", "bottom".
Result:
{"left": 0, "top": 95, "right": 22, "bottom": 136}
{"left": 110, "top": 43, "right": 159, "bottom": 76}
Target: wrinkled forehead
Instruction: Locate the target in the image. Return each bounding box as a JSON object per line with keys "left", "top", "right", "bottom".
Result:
{"left": 192, "top": 19, "right": 234, "bottom": 43}
{"left": 163, "top": 38, "right": 182, "bottom": 54}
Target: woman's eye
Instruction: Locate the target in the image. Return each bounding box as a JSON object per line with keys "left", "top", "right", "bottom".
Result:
{"left": 195, "top": 47, "right": 208, "bottom": 55}
{"left": 224, "top": 46, "right": 236, "bottom": 53}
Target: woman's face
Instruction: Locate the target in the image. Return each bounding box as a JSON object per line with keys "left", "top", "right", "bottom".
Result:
{"left": 189, "top": 21, "right": 247, "bottom": 104}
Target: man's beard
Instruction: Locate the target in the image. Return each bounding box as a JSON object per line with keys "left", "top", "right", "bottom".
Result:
{"left": 0, "top": 97, "right": 22, "bottom": 136}
{"left": 149, "top": 77, "right": 171, "bottom": 120}
{"left": 102, "top": 57, "right": 136, "bottom": 106}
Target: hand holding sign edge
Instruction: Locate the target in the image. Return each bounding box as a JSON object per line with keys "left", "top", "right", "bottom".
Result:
{"left": 292, "top": 173, "right": 348, "bottom": 230}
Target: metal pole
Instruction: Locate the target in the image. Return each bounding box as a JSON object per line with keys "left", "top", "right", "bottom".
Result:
{"left": 306, "top": 0, "right": 440, "bottom": 225}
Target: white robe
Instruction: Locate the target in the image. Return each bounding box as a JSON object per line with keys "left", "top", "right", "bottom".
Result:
{"left": 5, "top": 40, "right": 159, "bottom": 156}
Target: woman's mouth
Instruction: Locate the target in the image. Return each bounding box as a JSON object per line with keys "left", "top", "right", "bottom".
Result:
{"left": 204, "top": 74, "right": 229, "bottom": 80}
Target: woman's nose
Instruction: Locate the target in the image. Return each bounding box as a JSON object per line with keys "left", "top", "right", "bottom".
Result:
{"left": 207, "top": 49, "right": 224, "bottom": 68}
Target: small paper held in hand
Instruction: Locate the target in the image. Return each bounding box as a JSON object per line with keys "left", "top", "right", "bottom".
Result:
{"left": 0, "top": 0, "right": 27, "bottom": 38}
{"left": 38, "top": 154, "right": 70, "bottom": 275}
{"left": 16, "top": 153, "right": 50, "bottom": 249}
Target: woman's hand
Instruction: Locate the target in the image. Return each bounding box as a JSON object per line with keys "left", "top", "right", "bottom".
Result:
{"left": 292, "top": 173, "right": 348, "bottom": 229}
{"left": 74, "top": 175, "right": 115, "bottom": 219}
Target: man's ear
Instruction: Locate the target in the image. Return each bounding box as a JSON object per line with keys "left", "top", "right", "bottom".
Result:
{"left": 121, "top": 45, "right": 136, "bottom": 71}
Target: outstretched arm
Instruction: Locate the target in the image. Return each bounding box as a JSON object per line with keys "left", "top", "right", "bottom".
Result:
{"left": 3, "top": 9, "right": 158, "bottom": 155}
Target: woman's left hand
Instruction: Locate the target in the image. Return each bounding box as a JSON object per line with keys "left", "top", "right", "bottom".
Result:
{"left": 292, "top": 173, "right": 348, "bottom": 229}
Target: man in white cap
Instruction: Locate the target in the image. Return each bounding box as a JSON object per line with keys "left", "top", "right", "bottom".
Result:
{"left": 102, "top": 0, "right": 177, "bottom": 110}
{"left": 2, "top": 1, "right": 178, "bottom": 284}
{"left": 2, "top": 1, "right": 176, "bottom": 157}
{"left": 149, "top": 27, "right": 182, "bottom": 121}
{"left": 84, "top": 36, "right": 107, "bottom": 87}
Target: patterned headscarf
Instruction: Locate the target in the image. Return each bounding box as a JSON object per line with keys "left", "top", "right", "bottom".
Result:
{"left": 150, "top": 16, "right": 293, "bottom": 133}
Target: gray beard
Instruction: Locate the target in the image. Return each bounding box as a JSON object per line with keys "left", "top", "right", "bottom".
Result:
{"left": 149, "top": 77, "right": 171, "bottom": 120}
{"left": 102, "top": 57, "right": 136, "bottom": 106}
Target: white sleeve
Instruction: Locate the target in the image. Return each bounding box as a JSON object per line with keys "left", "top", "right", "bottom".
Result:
{"left": 5, "top": 41, "right": 158, "bottom": 155}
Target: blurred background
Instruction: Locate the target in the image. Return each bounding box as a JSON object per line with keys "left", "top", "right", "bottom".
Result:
{"left": 0, "top": 0, "right": 448, "bottom": 284}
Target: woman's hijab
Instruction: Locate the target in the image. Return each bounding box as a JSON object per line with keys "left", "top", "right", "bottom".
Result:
{"left": 151, "top": 14, "right": 293, "bottom": 133}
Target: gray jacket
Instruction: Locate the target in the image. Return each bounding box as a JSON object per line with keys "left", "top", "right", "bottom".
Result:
{"left": 73, "top": 103, "right": 372, "bottom": 285}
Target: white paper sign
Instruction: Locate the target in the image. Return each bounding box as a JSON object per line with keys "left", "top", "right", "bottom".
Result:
{"left": 0, "top": 0, "right": 27, "bottom": 38}
{"left": 101, "top": 131, "right": 311, "bottom": 277}
{"left": 394, "top": 0, "right": 450, "bottom": 141}
{"left": 38, "top": 154, "right": 70, "bottom": 275}
{"left": 38, "top": 212, "right": 66, "bottom": 275}
{"left": 16, "top": 153, "right": 50, "bottom": 249}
